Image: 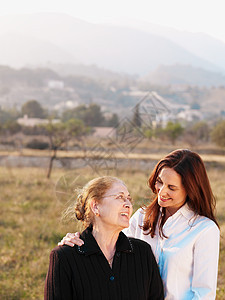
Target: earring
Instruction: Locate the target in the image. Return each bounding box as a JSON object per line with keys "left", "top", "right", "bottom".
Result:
{"left": 95, "top": 212, "right": 100, "bottom": 217}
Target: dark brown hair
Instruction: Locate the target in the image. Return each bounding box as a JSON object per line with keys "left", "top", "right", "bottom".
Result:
{"left": 142, "top": 149, "right": 219, "bottom": 238}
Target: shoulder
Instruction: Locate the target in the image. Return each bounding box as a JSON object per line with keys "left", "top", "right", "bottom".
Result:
{"left": 190, "top": 215, "right": 220, "bottom": 244}
{"left": 123, "top": 208, "right": 146, "bottom": 237}
{"left": 129, "top": 237, "right": 153, "bottom": 253}
{"left": 183, "top": 204, "right": 220, "bottom": 234}
{"left": 134, "top": 207, "right": 145, "bottom": 216}
{"left": 128, "top": 237, "right": 156, "bottom": 265}
{"left": 194, "top": 215, "right": 219, "bottom": 232}
{"left": 131, "top": 207, "right": 145, "bottom": 221}
{"left": 201, "top": 217, "right": 220, "bottom": 238}
{"left": 49, "top": 245, "right": 78, "bottom": 261}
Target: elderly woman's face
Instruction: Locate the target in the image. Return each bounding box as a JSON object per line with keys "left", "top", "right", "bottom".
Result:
{"left": 96, "top": 181, "right": 133, "bottom": 230}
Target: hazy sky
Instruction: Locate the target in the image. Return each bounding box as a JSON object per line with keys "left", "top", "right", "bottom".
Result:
{"left": 1, "top": 0, "right": 225, "bottom": 42}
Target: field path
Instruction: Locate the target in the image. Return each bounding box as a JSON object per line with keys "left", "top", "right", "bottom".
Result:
{"left": 0, "top": 149, "right": 224, "bottom": 163}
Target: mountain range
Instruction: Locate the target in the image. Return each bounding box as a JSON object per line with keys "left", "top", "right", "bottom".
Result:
{"left": 1, "top": 13, "right": 225, "bottom": 77}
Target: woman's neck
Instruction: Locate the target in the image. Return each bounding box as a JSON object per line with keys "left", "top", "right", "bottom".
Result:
{"left": 92, "top": 225, "right": 120, "bottom": 262}
{"left": 163, "top": 204, "right": 184, "bottom": 223}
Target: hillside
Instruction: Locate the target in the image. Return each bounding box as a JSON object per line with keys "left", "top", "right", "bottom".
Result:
{"left": 0, "top": 64, "right": 224, "bottom": 118}
{"left": 0, "top": 13, "right": 223, "bottom": 75}
{"left": 117, "top": 19, "right": 225, "bottom": 72}
{"left": 142, "top": 64, "right": 225, "bottom": 87}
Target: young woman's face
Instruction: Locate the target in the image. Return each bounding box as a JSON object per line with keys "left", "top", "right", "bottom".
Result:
{"left": 96, "top": 181, "right": 133, "bottom": 231}
{"left": 155, "top": 167, "right": 187, "bottom": 214}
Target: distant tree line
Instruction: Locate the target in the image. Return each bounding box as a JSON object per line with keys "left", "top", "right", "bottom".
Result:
{"left": 61, "top": 103, "right": 118, "bottom": 127}
{"left": 131, "top": 104, "right": 225, "bottom": 148}
{"left": 0, "top": 99, "right": 120, "bottom": 177}
{"left": 0, "top": 99, "right": 225, "bottom": 152}
{"left": 1, "top": 98, "right": 225, "bottom": 178}
{"left": 0, "top": 99, "right": 118, "bottom": 127}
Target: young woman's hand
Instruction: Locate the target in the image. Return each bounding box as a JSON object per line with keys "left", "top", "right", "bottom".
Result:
{"left": 58, "top": 232, "right": 84, "bottom": 247}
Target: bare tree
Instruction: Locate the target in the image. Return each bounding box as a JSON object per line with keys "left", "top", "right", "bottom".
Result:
{"left": 44, "top": 119, "right": 87, "bottom": 178}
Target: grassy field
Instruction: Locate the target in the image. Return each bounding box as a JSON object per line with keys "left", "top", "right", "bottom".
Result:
{"left": 0, "top": 159, "right": 225, "bottom": 299}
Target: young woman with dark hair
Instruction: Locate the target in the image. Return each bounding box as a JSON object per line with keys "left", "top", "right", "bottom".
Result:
{"left": 59, "top": 149, "right": 220, "bottom": 299}
{"left": 143, "top": 148, "right": 219, "bottom": 238}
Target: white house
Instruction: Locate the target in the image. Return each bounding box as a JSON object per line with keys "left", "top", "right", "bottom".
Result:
{"left": 17, "top": 115, "right": 60, "bottom": 127}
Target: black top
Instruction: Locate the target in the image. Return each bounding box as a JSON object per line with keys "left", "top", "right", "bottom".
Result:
{"left": 44, "top": 227, "right": 164, "bottom": 300}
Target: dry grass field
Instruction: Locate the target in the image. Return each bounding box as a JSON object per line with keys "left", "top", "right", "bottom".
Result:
{"left": 0, "top": 155, "right": 225, "bottom": 299}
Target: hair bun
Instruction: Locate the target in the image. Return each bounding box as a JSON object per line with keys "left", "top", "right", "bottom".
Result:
{"left": 74, "top": 194, "right": 85, "bottom": 221}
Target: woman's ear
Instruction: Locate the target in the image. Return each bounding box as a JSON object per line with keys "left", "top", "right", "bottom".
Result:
{"left": 90, "top": 199, "right": 100, "bottom": 216}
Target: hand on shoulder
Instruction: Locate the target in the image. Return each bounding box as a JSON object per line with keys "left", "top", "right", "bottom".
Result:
{"left": 58, "top": 232, "right": 84, "bottom": 247}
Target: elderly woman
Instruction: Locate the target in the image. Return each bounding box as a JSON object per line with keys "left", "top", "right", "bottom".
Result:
{"left": 59, "top": 149, "right": 220, "bottom": 299}
{"left": 44, "top": 176, "right": 164, "bottom": 299}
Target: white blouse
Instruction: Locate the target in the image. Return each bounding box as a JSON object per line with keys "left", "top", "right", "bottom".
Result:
{"left": 123, "top": 204, "right": 220, "bottom": 300}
